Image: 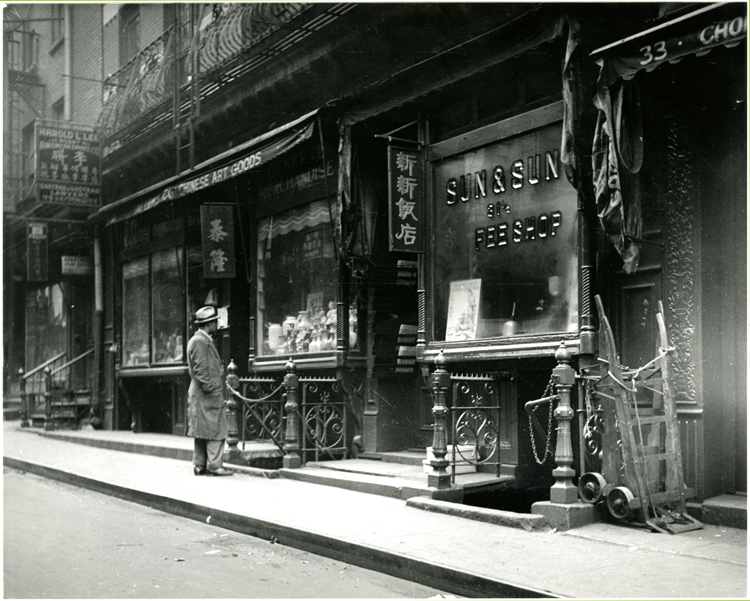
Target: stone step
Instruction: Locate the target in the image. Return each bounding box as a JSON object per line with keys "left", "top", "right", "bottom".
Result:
{"left": 701, "top": 493, "right": 747, "bottom": 529}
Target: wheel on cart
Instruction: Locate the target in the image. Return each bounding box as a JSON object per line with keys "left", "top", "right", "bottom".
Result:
{"left": 578, "top": 472, "right": 607, "bottom": 504}
{"left": 606, "top": 486, "right": 635, "bottom": 520}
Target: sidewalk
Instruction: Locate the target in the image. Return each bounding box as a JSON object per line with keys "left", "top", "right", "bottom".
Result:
{"left": 3, "top": 420, "right": 747, "bottom": 599}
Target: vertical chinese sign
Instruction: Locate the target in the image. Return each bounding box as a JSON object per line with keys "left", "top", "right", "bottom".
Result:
{"left": 200, "top": 204, "right": 236, "bottom": 278}
{"left": 388, "top": 146, "right": 424, "bottom": 253}
{"left": 27, "top": 222, "right": 48, "bottom": 282}
{"left": 35, "top": 122, "right": 100, "bottom": 207}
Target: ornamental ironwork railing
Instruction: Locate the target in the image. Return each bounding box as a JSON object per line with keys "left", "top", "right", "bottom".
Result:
{"left": 300, "top": 376, "right": 347, "bottom": 463}
{"left": 449, "top": 373, "right": 502, "bottom": 482}
{"left": 96, "top": 3, "right": 337, "bottom": 138}
{"left": 229, "top": 369, "right": 348, "bottom": 463}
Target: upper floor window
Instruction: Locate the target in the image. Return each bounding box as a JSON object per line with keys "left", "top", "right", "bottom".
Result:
{"left": 50, "top": 4, "right": 64, "bottom": 48}
{"left": 119, "top": 4, "right": 140, "bottom": 68}
{"left": 51, "top": 97, "right": 64, "bottom": 122}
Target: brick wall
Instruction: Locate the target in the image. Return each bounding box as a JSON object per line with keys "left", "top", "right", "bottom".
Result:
{"left": 70, "top": 5, "right": 103, "bottom": 125}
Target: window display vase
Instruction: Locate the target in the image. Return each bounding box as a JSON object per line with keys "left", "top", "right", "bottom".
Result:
{"left": 267, "top": 323, "right": 283, "bottom": 353}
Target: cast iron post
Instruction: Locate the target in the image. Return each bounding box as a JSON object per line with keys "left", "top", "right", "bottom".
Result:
{"left": 550, "top": 342, "right": 578, "bottom": 503}
{"left": 282, "top": 358, "right": 302, "bottom": 469}
{"left": 224, "top": 359, "right": 240, "bottom": 454}
{"left": 18, "top": 368, "right": 29, "bottom": 427}
{"left": 44, "top": 367, "right": 53, "bottom": 431}
{"left": 427, "top": 350, "right": 451, "bottom": 489}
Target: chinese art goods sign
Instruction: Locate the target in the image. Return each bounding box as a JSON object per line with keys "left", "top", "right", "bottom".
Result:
{"left": 431, "top": 123, "right": 579, "bottom": 342}
{"left": 27, "top": 222, "right": 48, "bottom": 282}
{"left": 388, "top": 146, "right": 424, "bottom": 253}
{"left": 35, "top": 122, "right": 100, "bottom": 207}
{"left": 200, "top": 205, "right": 236, "bottom": 279}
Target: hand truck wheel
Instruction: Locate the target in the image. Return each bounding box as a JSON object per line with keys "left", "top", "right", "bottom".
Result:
{"left": 578, "top": 472, "right": 607, "bottom": 504}
{"left": 606, "top": 486, "right": 635, "bottom": 520}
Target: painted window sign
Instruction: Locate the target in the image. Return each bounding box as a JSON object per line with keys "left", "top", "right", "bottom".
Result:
{"left": 431, "top": 124, "right": 579, "bottom": 342}
{"left": 35, "top": 122, "right": 100, "bottom": 206}
{"left": 200, "top": 204, "right": 236, "bottom": 279}
{"left": 388, "top": 146, "right": 424, "bottom": 253}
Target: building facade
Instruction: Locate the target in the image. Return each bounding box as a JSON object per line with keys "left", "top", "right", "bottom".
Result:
{"left": 5, "top": 3, "right": 746, "bottom": 505}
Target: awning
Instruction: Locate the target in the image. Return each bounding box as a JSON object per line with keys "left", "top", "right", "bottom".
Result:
{"left": 93, "top": 109, "right": 319, "bottom": 227}
{"left": 591, "top": 3, "right": 747, "bottom": 86}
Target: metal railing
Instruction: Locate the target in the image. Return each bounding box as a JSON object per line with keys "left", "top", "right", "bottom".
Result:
{"left": 17, "top": 351, "right": 66, "bottom": 427}
{"left": 225, "top": 358, "right": 349, "bottom": 467}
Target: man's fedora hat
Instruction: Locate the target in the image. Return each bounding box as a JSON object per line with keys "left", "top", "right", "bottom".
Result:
{"left": 195, "top": 306, "right": 219, "bottom": 325}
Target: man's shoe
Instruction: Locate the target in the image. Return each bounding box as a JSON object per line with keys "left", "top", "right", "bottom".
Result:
{"left": 194, "top": 466, "right": 206, "bottom": 476}
{"left": 206, "top": 467, "right": 234, "bottom": 477}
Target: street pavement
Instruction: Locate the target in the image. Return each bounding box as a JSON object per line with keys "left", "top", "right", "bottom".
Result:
{"left": 3, "top": 420, "right": 747, "bottom": 599}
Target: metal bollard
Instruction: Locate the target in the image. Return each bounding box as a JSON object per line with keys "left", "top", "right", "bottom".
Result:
{"left": 44, "top": 367, "right": 53, "bottom": 431}
{"left": 18, "top": 368, "right": 29, "bottom": 427}
{"left": 282, "top": 358, "right": 302, "bottom": 469}
{"left": 427, "top": 350, "right": 451, "bottom": 489}
{"left": 549, "top": 342, "right": 578, "bottom": 504}
{"left": 224, "top": 360, "right": 240, "bottom": 455}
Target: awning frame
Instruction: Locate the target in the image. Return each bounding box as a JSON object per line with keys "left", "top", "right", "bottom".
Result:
{"left": 92, "top": 109, "right": 320, "bottom": 226}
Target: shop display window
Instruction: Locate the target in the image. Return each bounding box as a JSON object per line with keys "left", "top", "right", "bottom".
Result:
{"left": 122, "top": 256, "right": 150, "bottom": 366}
{"left": 151, "top": 248, "right": 184, "bottom": 364}
{"left": 257, "top": 199, "right": 345, "bottom": 356}
{"left": 431, "top": 124, "right": 579, "bottom": 342}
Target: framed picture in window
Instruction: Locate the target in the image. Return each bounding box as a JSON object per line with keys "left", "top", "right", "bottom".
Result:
{"left": 445, "top": 279, "right": 481, "bottom": 341}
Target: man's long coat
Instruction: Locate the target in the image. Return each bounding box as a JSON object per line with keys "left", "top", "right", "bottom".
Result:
{"left": 187, "top": 328, "right": 228, "bottom": 440}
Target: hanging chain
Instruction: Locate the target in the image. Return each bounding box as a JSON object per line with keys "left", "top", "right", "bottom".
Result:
{"left": 529, "top": 373, "right": 556, "bottom": 465}
{"left": 225, "top": 381, "right": 284, "bottom": 404}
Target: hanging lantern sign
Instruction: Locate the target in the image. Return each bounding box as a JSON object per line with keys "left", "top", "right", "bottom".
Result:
{"left": 200, "top": 204, "right": 236, "bottom": 279}
{"left": 388, "top": 145, "right": 424, "bottom": 253}
{"left": 27, "top": 222, "right": 48, "bottom": 282}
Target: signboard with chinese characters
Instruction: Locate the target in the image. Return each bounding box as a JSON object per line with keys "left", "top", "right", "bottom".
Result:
{"left": 200, "top": 204, "right": 236, "bottom": 279}
{"left": 27, "top": 222, "right": 48, "bottom": 282}
{"left": 35, "top": 121, "right": 100, "bottom": 207}
{"left": 388, "top": 146, "right": 424, "bottom": 253}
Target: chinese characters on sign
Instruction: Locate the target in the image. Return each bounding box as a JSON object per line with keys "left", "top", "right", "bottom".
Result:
{"left": 35, "top": 122, "right": 100, "bottom": 206}
{"left": 27, "top": 222, "right": 48, "bottom": 282}
{"left": 388, "top": 146, "right": 424, "bottom": 253}
{"left": 200, "top": 205, "right": 236, "bottom": 279}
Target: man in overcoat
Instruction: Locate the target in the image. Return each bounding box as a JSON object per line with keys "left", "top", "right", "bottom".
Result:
{"left": 187, "top": 306, "right": 232, "bottom": 476}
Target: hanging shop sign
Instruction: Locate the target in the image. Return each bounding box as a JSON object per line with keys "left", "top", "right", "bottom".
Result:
{"left": 35, "top": 121, "right": 100, "bottom": 207}
{"left": 61, "top": 255, "right": 93, "bottom": 276}
{"left": 593, "top": 3, "right": 747, "bottom": 84}
{"left": 200, "top": 204, "right": 236, "bottom": 279}
{"left": 388, "top": 145, "right": 424, "bottom": 253}
{"left": 27, "top": 222, "right": 49, "bottom": 282}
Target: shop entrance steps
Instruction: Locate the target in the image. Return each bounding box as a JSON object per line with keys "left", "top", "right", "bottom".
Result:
{"left": 286, "top": 451, "right": 515, "bottom": 501}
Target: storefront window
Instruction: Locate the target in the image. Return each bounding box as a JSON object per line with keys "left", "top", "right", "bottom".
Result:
{"left": 122, "top": 257, "right": 150, "bottom": 366}
{"left": 257, "top": 199, "right": 340, "bottom": 356}
{"left": 431, "top": 123, "right": 578, "bottom": 342}
{"left": 152, "top": 248, "right": 184, "bottom": 364}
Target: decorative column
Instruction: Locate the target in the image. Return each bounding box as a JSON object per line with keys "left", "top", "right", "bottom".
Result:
{"left": 531, "top": 342, "right": 597, "bottom": 530}
{"left": 44, "top": 367, "right": 53, "bottom": 431}
{"left": 549, "top": 342, "right": 578, "bottom": 504}
{"left": 18, "top": 368, "right": 29, "bottom": 427}
{"left": 282, "top": 358, "right": 302, "bottom": 469}
{"left": 224, "top": 360, "right": 240, "bottom": 457}
{"left": 427, "top": 350, "right": 451, "bottom": 489}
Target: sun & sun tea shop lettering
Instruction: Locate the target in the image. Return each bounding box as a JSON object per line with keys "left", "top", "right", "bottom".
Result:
{"left": 444, "top": 148, "right": 564, "bottom": 250}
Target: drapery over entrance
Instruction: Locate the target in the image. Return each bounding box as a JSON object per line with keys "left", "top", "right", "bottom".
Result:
{"left": 590, "top": 3, "right": 747, "bottom": 273}
{"left": 94, "top": 109, "right": 319, "bottom": 227}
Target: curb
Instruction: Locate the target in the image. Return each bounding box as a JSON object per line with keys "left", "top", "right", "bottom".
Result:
{"left": 3, "top": 455, "right": 562, "bottom": 599}
{"left": 407, "top": 497, "right": 550, "bottom": 532}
